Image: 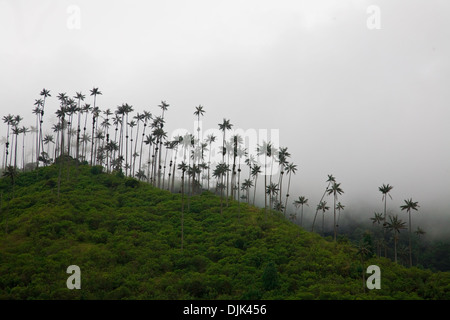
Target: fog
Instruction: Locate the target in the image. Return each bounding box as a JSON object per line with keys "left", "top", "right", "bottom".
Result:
{"left": 1, "top": 0, "right": 449, "bottom": 236}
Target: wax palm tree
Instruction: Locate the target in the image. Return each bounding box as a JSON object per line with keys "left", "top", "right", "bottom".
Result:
{"left": 81, "top": 103, "right": 91, "bottom": 161}
{"left": 311, "top": 174, "right": 335, "bottom": 232}
{"left": 89, "top": 106, "right": 100, "bottom": 165}
{"left": 251, "top": 164, "right": 262, "bottom": 206}
{"left": 21, "top": 126, "right": 30, "bottom": 171}
{"left": 205, "top": 133, "right": 216, "bottom": 190}
{"left": 132, "top": 112, "right": 144, "bottom": 176}
{"left": 327, "top": 181, "right": 344, "bottom": 241}
{"left": 218, "top": 119, "right": 232, "bottom": 162}
{"left": 379, "top": 183, "right": 393, "bottom": 257}
{"left": 283, "top": 162, "right": 297, "bottom": 216}
{"left": 257, "top": 141, "right": 273, "bottom": 217}
{"left": 276, "top": 147, "right": 290, "bottom": 204}
{"left": 400, "top": 198, "right": 420, "bottom": 267}
{"left": 74, "top": 92, "right": 85, "bottom": 160}
{"left": 371, "top": 212, "right": 384, "bottom": 257}
{"left": 294, "top": 196, "right": 309, "bottom": 227}
{"left": 241, "top": 179, "right": 254, "bottom": 204}
{"left": 317, "top": 200, "right": 330, "bottom": 236}
{"left": 385, "top": 215, "right": 407, "bottom": 263}
{"left": 38, "top": 88, "right": 51, "bottom": 168}
{"left": 213, "top": 162, "right": 230, "bottom": 215}
{"left": 265, "top": 182, "right": 279, "bottom": 217}
{"left": 2, "top": 114, "right": 14, "bottom": 169}
{"left": 138, "top": 111, "right": 152, "bottom": 174}
{"left": 194, "top": 105, "right": 205, "bottom": 153}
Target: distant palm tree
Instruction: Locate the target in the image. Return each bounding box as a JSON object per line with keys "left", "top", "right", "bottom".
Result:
{"left": 257, "top": 141, "right": 273, "bottom": 217}
{"left": 294, "top": 196, "right": 309, "bottom": 227}
{"left": 370, "top": 212, "right": 384, "bottom": 257}
{"left": 385, "top": 215, "right": 407, "bottom": 263}
{"left": 265, "top": 182, "right": 279, "bottom": 216}
{"left": 21, "top": 126, "right": 30, "bottom": 171}
{"left": 311, "top": 174, "right": 335, "bottom": 232}
{"left": 400, "top": 198, "right": 420, "bottom": 267}
{"left": 283, "top": 162, "right": 297, "bottom": 216}
{"left": 241, "top": 179, "right": 254, "bottom": 204}
{"left": 379, "top": 183, "right": 393, "bottom": 257}
{"left": 251, "top": 164, "right": 262, "bottom": 206}
{"left": 327, "top": 181, "right": 344, "bottom": 241}
{"left": 38, "top": 88, "right": 51, "bottom": 168}
{"left": 317, "top": 200, "right": 330, "bottom": 236}
{"left": 213, "top": 162, "right": 230, "bottom": 215}
{"left": 74, "top": 92, "right": 85, "bottom": 160}
{"left": 205, "top": 133, "right": 216, "bottom": 190}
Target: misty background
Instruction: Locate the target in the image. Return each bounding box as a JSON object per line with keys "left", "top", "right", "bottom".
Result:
{"left": 1, "top": 0, "right": 449, "bottom": 238}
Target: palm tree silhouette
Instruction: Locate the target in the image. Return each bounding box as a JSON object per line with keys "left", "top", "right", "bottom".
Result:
{"left": 213, "top": 162, "right": 230, "bottom": 215}
{"left": 257, "top": 141, "right": 273, "bottom": 217}
{"left": 294, "top": 196, "right": 309, "bottom": 227}
{"left": 400, "top": 198, "right": 420, "bottom": 267}
{"left": 379, "top": 183, "right": 393, "bottom": 257}
{"left": 317, "top": 201, "right": 330, "bottom": 236}
{"left": 385, "top": 215, "right": 407, "bottom": 263}
{"left": 311, "top": 174, "right": 335, "bottom": 232}
{"left": 74, "top": 92, "right": 85, "bottom": 161}
{"left": 251, "top": 164, "right": 262, "bottom": 206}
{"left": 283, "top": 162, "right": 297, "bottom": 216}
{"left": 327, "top": 181, "right": 344, "bottom": 241}
{"left": 370, "top": 212, "right": 383, "bottom": 257}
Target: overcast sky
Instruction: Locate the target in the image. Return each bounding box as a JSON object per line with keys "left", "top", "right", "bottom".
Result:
{"left": 1, "top": 0, "right": 449, "bottom": 232}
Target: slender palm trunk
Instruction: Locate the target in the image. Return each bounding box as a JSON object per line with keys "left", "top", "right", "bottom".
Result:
{"left": 283, "top": 172, "right": 292, "bottom": 216}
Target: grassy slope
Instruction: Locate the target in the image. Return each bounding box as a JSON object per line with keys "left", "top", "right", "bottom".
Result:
{"left": 0, "top": 163, "right": 449, "bottom": 300}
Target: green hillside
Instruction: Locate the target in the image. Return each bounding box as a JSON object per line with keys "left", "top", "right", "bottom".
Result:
{"left": 0, "top": 162, "right": 449, "bottom": 300}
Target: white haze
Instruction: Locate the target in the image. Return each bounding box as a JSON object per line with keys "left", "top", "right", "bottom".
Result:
{"left": 1, "top": 0, "right": 449, "bottom": 237}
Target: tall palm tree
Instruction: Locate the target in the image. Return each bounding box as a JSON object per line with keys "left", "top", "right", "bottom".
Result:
{"left": 327, "top": 181, "right": 344, "bottom": 241}
{"left": 294, "top": 196, "right": 309, "bottom": 227}
{"left": 265, "top": 182, "right": 279, "bottom": 216}
{"left": 89, "top": 87, "right": 102, "bottom": 164}
{"left": 335, "top": 202, "right": 345, "bottom": 237}
{"left": 276, "top": 147, "right": 290, "bottom": 204}
{"left": 241, "top": 179, "right": 254, "bottom": 204}
{"left": 256, "top": 141, "right": 273, "bottom": 217}
{"left": 311, "top": 174, "right": 335, "bottom": 232}
{"left": 370, "top": 212, "right": 384, "bottom": 257}
{"left": 21, "top": 126, "right": 30, "bottom": 171}
{"left": 132, "top": 113, "right": 144, "bottom": 176}
{"left": 379, "top": 183, "right": 394, "bottom": 257}
{"left": 38, "top": 88, "right": 51, "bottom": 168}
{"left": 283, "top": 162, "right": 297, "bottom": 216}
{"left": 400, "top": 198, "right": 420, "bottom": 267}
{"left": 205, "top": 133, "right": 216, "bottom": 190}
{"left": 212, "top": 162, "right": 230, "bottom": 215}
{"left": 2, "top": 114, "right": 14, "bottom": 169}
{"left": 317, "top": 201, "right": 330, "bottom": 236}
{"left": 251, "top": 164, "right": 262, "bottom": 206}
{"left": 385, "top": 215, "right": 407, "bottom": 263}
{"left": 74, "top": 92, "right": 85, "bottom": 160}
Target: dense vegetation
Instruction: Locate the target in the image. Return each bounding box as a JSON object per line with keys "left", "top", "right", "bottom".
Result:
{"left": 1, "top": 163, "right": 449, "bottom": 300}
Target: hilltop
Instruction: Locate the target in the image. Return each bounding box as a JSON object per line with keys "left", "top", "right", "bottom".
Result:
{"left": 0, "top": 162, "right": 449, "bottom": 300}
